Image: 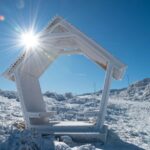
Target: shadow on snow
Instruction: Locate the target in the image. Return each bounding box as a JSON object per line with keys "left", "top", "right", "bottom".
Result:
{"left": 0, "top": 129, "right": 145, "bottom": 150}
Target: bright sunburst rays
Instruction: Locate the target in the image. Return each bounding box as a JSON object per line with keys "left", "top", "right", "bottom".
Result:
{"left": 0, "top": 0, "right": 44, "bottom": 64}
{"left": 0, "top": 0, "right": 62, "bottom": 73}
{"left": 1, "top": 21, "right": 43, "bottom": 55}
{"left": 19, "top": 29, "right": 40, "bottom": 50}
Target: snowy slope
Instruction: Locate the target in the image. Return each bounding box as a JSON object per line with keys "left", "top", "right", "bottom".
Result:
{"left": 0, "top": 78, "right": 150, "bottom": 149}
{"left": 109, "top": 78, "right": 150, "bottom": 102}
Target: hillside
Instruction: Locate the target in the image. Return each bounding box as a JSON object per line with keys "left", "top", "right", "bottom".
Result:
{"left": 0, "top": 78, "right": 149, "bottom": 149}
{"left": 1, "top": 78, "right": 150, "bottom": 102}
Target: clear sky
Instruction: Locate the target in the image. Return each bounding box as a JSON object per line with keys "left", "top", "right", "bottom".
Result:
{"left": 0, "top": 0, "right": 150, "bottom": 94}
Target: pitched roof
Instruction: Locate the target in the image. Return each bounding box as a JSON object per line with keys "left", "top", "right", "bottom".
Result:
{"left": 2, "top": 16, "right": 126, "bottom": 81}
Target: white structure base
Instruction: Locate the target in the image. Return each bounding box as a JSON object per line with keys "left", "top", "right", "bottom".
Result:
{"left": 31, "top": 121, "right": 108, "bottom": 143}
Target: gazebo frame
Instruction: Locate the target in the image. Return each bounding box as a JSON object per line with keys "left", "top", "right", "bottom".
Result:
{"left": 3, "top": 16, "right": 126, "bottom": 142}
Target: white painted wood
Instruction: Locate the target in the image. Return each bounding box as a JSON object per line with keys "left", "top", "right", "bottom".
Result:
{"left": 41, "top": 32, "right": 75, "bottom": 39}
{"left": 97, "top": 63, "right": 113, "bottom": 128}
{"left": 27, "top": 111, "right": 56, "bottom": 118}
{"left": 59, "top": 49, "right": 82, "bottom": 55}
{"left": 30, "top": 121, "right": 96, "bottom": 132}
{"left": 14, "top": 70, "right": 29, "bottom": 128}
{"left": 2, "top": 16, "right": 126, "bottom": 143}
{"left": 3, "top": 16, "right": 126, "bottom": 81}
{"left": 14, "top": 69, "right": 49, "bottom": 127}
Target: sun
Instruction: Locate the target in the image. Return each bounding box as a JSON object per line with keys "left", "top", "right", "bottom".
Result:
{"left": 20, "top": 30, "right": 39, "bottom": 50}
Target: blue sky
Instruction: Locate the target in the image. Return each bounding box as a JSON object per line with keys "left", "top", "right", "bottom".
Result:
{"left": 0, "top": 0, "right": 150, "bottom": 94}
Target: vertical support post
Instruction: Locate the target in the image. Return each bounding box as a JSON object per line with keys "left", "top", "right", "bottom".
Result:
{"left": 14, "top": 70, "right": 29, "bottom": 128}
{"left": 96, "top": 63, "right": 113, "bottom": 128}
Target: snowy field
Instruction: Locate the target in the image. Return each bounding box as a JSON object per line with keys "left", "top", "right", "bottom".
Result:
{"left": 0, "top": 78, "right": 150, "bottom": 149}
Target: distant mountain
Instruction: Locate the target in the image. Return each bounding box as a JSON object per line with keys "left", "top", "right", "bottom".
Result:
{"left": 0, "top": 78, "right": 150, "bottom": 102}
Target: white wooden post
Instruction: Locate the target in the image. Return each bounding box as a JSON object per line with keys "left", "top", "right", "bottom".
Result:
{"left": 97, "top": 63, "right": 113, "bottom": 128}
{"left": 14, "top": 70, "right": 29, "bottom": 128}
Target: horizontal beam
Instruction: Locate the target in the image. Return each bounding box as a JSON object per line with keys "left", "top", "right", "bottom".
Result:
{"left": 29, "top": 121, "right": 107, "bottom": 132}
{"left": 31, "top": 124, "right": 97, "bottom": 132}
{"left": 29, "top": 122, "right": 108, "bottom": 142}
{"left": 41, "top": 32, "right": 75, "bottom": 40}
{"left": 59, "top": 49, "right": 82, "bottom": 55}
{"left": 27, "top": 111, "right": 56, "bottom": 118}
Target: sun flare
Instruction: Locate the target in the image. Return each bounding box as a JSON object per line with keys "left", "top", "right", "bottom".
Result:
{"left": 20, "top": 30, "right": 39, "bottom": 50}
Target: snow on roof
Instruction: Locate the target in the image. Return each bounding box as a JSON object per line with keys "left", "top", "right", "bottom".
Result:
{"left": 2, "top": 16, "right": 126, "bottom": 81}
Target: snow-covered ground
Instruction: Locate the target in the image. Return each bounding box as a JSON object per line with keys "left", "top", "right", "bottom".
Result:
{"left": 0, "top": 78, "right": 150, "bottom": 149}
